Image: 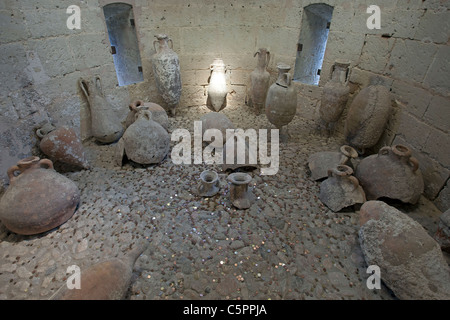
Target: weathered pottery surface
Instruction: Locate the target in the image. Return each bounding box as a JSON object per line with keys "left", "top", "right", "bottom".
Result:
{"left": 0, "top": 156, "right": 80, "bottom": 235}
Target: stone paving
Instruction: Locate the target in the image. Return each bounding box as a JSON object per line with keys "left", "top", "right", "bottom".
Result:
{"left": 0, "top": 104, "right": 444, "bottom": 300}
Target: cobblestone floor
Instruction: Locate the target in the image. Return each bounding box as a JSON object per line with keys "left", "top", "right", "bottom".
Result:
{"left": 0, "top": 104, "right": 444, "bottom": 300}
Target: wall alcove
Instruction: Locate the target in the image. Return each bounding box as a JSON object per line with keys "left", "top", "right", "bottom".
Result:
{"left": 293, "top": 3, "right": 334, "bottom": 85}
{"left": 103, "top": 3, "right": 144, "bottom": 86}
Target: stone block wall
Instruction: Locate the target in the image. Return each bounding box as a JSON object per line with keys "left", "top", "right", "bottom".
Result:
{"left": 0, "top": 0, "right": 448, "bottom": 210}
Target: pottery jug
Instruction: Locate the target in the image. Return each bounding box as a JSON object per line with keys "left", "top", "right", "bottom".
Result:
{"left": 151, "top": 34, "right": 182, "bottom": 117}
{"left": 308, "top": 145, "right": 358, "bottom": 181}
{"left": 319, "top": 165, "right": 366, "bottom": 212}
{"left": 195, "top": 170, "right": 220, "bottom": 197}
{"left": 52, "top": 241, "right": 148, "bottom": 300}
{"left": 37, "top": 123, "right": 90, "bottom": 170}
{"left": 249, "top": 48, "right": 270, "bottom": 115}
{"left": 344, "top": 83, "right": 391, "bottom": 152}
{"left": 207, "top": 58, "right": 228, "bottom": 112}
{"left": 0, "top": 156, "right": 80, "bottom": 235}
{"left": 319, "top": 60, "right": 350, "bottom": 128}
{"left": 119, "top": 110, "right": 170, "bottom": 165}
{"left": 79, "top": 76, "right": 124, "bottom": 144}
{"left": 265, "top": 63, "right": 297, "bottom": 141}
{"left": 228, "top": 172, "right": 255, "bottom": 209}
{"left": 125, "top": 99, "right": 169, "bottom": 131}
{"left": 355, "top": 144, "right": 424, "bottom": 204}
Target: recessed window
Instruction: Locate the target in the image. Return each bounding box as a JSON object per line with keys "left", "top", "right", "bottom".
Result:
{"left": 294, "top": 3, "right": 334, "bottom": 85}
{"left": 103, "top": 3, "right": 143, "bottom": 86}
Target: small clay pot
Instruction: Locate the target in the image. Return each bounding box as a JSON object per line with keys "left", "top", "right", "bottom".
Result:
{"left": 0, "top": 156, "right": 80, "bottom": 235}
{"left": 195, "top": 170, "right": 220, "bottom": 197}
{"left": 319, "top": 165, "right": 366, "bottom": 212}
{"left": 228, "top": 172, "right": 255, "bottom": 209}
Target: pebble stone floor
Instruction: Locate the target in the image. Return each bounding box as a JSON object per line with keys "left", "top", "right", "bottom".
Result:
{"left": 0, "top": 104, "right": 444, "bottom": 300}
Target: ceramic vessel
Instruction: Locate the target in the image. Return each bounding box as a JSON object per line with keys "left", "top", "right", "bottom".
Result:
{"left": 319, "top": 60, "right": 350, "bottom": 128}
{"left": 0, "top": 156, "right": 80, "bottom": 235}
{"left": 37, "top": 123, "right": 90, "bottom": 170}
{"left": 228, "top": 172, "right": 255, "bottom": 209}
{"left": 222, "top": 135, "right": 258, "bottom": 172}
{"left": 308, "top": 145, "right": 358, "bottom": 181}
{"left": 265, "top": 63, "right": 297, "bottom": 141}
{"left": 207, "top": 58, "right": 228, "bottom": 112}
{"left": 117, "top": 110, "right": 170, "bottom": 165}
{"left": 344, "top": 84, "right": 391, "bottom": 152}
{"left": 200, "top": 112, "right": 235, "bottom": 145}
{"left": 319, "top": 165, "right": 366, "bottom": 212}
{"left": 151, "top": 34, "right": 182, "bottom": 117}
{"left": 195, "top": 170, "right": 220, "bottom": 197}
{"left": 249, "top": 48, "right": 270, "bottom": 115}
{"left": 355, "top": 144, "right": 424, "bottom": 204}
{"left": 52, "top": 241, "right": 148, "bottom": 300}
{"left": 79, "top": 76, "right": 124, "bottom": 144}
{"left": 125, "top": 99, "right": 169, "bottom": 131}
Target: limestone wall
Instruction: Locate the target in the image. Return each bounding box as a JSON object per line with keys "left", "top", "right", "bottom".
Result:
{"left": 0, "top": 0, "right": 448, "bottom": 210}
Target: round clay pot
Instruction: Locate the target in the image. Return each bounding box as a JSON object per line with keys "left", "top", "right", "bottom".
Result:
{"left": 0, "top": 156, "right": 80, "bottom": 235}
{"left": 355, "top": 144, "right": 424, "bottom": 204}
{"left": 200, "top": 112, "right": 235, "bottom": 145}
{"left": 120, "top": 110, "right": 170, "bottom": 165}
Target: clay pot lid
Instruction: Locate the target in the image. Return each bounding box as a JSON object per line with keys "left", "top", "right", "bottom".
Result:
{"left": 200, "top": 170, "right": 219, "bottom": 184}
{"left": 228, "top": 172, "right": 252, "bottom": 185}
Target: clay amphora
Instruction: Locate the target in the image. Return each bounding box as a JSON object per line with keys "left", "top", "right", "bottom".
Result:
{"left": 319, "top": 165, "right": 366, "bottom": 212}
{"left": 125, "top": 99, "right": 169, "bottom": 131}
{"left": 249, "top": 48, "right": 270, "bottom": 115}
{"left": 151, "top": 34, "right": 182, "bottom": 117}
{"left": 355, "top": 144, "right": 424, "bottom": 204}
{"left": 319, "top": 60, "right": 350, "bottom": 128}
{"left": 207, "top": 58, "right": 228, "bottom": 112}
{"left": 119, "top": 110, "right": 170, "bottom": 165}
{"left": 228, "top": 172, "right": 255, "bottom": 209}
{"left": 0, "top": 156, "right": 80, "bottom": 235}
{"left": 308, "top": 145, "right": 358, "bottom": 181}
{"left": 344, "top": 84, "right": 391, "bottom": 152}
{"left": 52, "top": 241, "right": 148, "bottom": 300}
{"left": 79, "top": 76, "right": 124, "bottom": 144}
{"left": 37, "top": 123, "right": 90, "bottom": 170}
{"left": 265, "top": 63, "right": 297, "bottom": 142}
{"left": 195, "top": 170, "right": 220, "bottom": 197}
